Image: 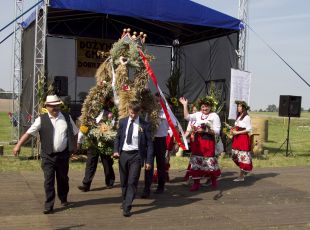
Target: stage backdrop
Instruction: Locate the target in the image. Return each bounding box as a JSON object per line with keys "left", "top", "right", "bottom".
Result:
{"left": 46, "top": 36, "right": 172, "bottom": 102}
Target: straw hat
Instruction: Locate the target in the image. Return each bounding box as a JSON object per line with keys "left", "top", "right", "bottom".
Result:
{"left": 45, "top": 95, "right": 62, "bottom": 106}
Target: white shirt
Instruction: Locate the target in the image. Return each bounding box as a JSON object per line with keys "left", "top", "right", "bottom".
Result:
{"left": 187, "top": 111, "right": 221, "bottom": 135}
{"left": 235, "top": 115, "right": 252, "bottom": 132}
{"left": 122, "top": 117, "right": 140, "bottom": 151}
{"left": 154, "top": 109, "right": 177, "bottom": 137}
{"left": 27, "top": 112, "right": 79, "bottom": 152}
{"left": 77, "top": 131, "right": 84, "bottom": 144}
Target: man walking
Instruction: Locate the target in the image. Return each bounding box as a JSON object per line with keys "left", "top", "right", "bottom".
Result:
{"left": 113, "top": 101, "right": 153, "bottom": 217}
{"left": 13, "top": 95, "right": 78, "bottom": 214}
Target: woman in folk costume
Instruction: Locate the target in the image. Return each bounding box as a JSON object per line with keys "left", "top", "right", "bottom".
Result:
{"left": 231, "top": 100, "right": 253, "bottom": 182}
{"left": 179, "top": 96, "right": 221, "bottom": 191}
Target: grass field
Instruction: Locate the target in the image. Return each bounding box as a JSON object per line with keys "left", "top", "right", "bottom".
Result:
{"left": 1, "top": 111, "right": 310, "bottom": 172}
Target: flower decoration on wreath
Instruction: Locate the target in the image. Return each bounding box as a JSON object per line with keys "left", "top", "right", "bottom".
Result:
{"left": 195, "top": 96, "right": 218, "bottom": 112}
{"left": 235, "top": 100, "right": 250, "bottom": 110}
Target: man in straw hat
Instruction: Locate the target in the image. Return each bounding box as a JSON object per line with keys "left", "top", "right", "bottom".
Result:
{"left": 13, "top": 95, "right": 79, "bottom": 214}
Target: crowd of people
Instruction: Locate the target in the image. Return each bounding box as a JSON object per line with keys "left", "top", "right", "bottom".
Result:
{"left": 13, "top": 94, "right": 253, "bottom": 217}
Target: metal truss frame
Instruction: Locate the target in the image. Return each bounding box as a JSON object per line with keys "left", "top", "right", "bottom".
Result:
{"left": 11, "top": 0, "right": 24, "bottom": 142}
{"left": 238, "top": 0, "right": 248, "bottom": 70}
{"left": 31, "top": 0, "right": 48, "bottom": 155}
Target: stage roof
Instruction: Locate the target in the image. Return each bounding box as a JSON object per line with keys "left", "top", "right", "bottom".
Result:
{"left": 23, "top": 0, "right": 243, "bottom": 45}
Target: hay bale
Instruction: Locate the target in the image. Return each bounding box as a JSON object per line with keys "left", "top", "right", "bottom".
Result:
{"left": 252, "top": 117, "right": 268, "bottom": 142}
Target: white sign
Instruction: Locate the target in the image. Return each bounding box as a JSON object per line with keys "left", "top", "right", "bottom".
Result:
{"left": 228, "top": 68, "right": 251, "bottom": 120}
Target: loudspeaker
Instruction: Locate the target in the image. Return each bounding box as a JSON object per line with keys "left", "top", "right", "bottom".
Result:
{"left": 278, "top": 95, "right": 302, "bottom": 117}
{"left": 54, "top": 76, "right": 68, "bottom": 96}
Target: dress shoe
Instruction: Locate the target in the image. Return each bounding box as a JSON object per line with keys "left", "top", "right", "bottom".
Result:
{"left": 61, "top": 201, "right": 72, "bottom": 207}
{"left": 78, "top": 185, "right": 90, "bottom": 192}
{"left": 140, "top": 191, "right": 150, "bottom": 199}
{"left": 123, "top": 210, "right": 131, "bottom": 217}
{"left": 233, "top": 177, "right": 244, "bottom": 182}
{"left": 43, "top": 208, "right": 54, "bottom": 214}
{"left": 154, "top": 188, "right": 164, "bottom": 194}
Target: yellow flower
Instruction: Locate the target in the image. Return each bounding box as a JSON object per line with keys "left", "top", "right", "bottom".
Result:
{"left": 100, "top": 123, "right": 111, "bottom": 133}
{"left": 41, "top": 108, "right": 48, "bottom": 114}
{"left": 80, "top": 125, "right": 89, "bottom": 134}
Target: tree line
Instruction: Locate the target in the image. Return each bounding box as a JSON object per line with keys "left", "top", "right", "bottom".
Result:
{"left": 257, "top": 104, "right": 310, "bottom": 112}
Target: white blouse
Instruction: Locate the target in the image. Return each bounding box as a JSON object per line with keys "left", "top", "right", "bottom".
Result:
{"left": 186, "top": 111, "right": 221, "bottom": 135}
{"left": 235, "top": 115, "right": 252, "bottom": 132}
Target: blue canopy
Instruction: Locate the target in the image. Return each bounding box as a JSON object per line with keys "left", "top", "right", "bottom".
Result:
{"left": 50, "top": 0, "right": 242, "bottom": 30}
{"left": 22, "top": 0, "right": 242, "bottom": 45}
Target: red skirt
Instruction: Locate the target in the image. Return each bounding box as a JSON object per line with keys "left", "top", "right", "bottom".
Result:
{"left": 187, "top": 133, "right": 221, "bottom": 179}
{"left": 191, "top": 133, "right": 215, "bottom": 157}
{"left": 232, "top": 133, "right": 250, "bottom": 151}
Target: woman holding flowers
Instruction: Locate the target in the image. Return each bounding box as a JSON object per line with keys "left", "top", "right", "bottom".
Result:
{"left": 179, "top": 96, "right": 221, "bottom": 191}
{"left": 231, "top": 100, "right": 253, "bottom": 182}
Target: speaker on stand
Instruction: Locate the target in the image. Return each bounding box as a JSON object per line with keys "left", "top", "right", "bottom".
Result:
{"left": 276, "top": 95, "right": 302, "bottom": 156}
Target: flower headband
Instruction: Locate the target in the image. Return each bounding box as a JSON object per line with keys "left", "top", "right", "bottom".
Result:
{"left": 235, "top": 100, "right": 250, "bottom": 110}
{"left": 196, "top": 96, "right": 218, "bottom": 110}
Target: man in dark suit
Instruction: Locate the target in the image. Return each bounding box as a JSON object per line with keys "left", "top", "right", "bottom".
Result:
{"left": 113, "top": 101, "right": 153, "bottom": 217}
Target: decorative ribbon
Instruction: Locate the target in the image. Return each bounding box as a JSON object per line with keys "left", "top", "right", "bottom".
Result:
{"left": 139, "top": 50, "right": 188, "bottom": 150}
{"left": 110, "top": 58, "right": 120, "bottom": 106}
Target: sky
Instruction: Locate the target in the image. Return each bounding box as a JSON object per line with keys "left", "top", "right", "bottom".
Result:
{"left": 0, "top": 0, "right": 309, "bottom": 110}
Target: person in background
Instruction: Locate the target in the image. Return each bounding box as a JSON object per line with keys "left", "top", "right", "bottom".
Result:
{"left": 77, "top": 131, "right": 115, "bottom": 192}
{"left": 13, "top": 95, "right": 78, "bottom": 214}
{"left": 231, "top": 100, "right": 253, "bottom": 181}
{"left": 113, "top": 101, "right": 153, "bottom": 217}
{"left": 141, "top": 93, "right": 176, "bottom": 198}
{"left": 179, "top": 96, "right": 221, "bottom": 192}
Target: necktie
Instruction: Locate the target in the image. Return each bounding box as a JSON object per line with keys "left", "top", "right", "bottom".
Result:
{"left": 126, "top": 119, "right": 134, "bottom": 145}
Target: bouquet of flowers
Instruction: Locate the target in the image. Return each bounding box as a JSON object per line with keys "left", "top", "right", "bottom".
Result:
{"left": 222, "top": 122, "right": 234, "bottom": 139}
{"left": 80, "top": 107, "right": 118, "bottom": 155}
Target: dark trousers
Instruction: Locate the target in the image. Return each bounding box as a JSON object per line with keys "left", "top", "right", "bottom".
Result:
{"left": 144, "top": 136, "right": 167, "bottom": 192}
{"left": 41, "top": 154, "right": 69, "bottom": 210}
{"left": 119, "top": 151, "right": 142, "bottom": 212}
{"left": 82, "top": 148, "right": 115, "bottom": 188}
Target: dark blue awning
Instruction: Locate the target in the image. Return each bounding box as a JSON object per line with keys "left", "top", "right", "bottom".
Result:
{"left": 22, "top": 0, "right": 242, "bottom": 45}
{"left": 49, "top": 0, "right": 242, "bottom": 30}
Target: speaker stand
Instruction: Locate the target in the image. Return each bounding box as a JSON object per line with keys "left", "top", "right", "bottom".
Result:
{"left": 275, "top": 116, "right": 293, "bottom": 156}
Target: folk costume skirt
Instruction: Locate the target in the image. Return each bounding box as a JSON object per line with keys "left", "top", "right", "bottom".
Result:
{"left": 231, "top": 128, "right": 253, "bottom": 172}
{"left": 188, "top": 133, "right": 221, "bottom": 179}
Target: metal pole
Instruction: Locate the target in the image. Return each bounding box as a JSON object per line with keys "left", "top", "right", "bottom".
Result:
{"left": 286, "top": 116, "right": 291, "bottom": 157}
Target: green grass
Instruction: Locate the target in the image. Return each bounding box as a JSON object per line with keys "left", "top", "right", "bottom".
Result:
{"left": 1, "top": 112, "right": 310, "bottom": 172}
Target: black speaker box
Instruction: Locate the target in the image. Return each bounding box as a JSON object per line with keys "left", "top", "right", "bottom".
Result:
{"left": 54, "top": 76, "right": 68, "bottom": 96}
{"left": 278, "top": 95, "right": 302, "bottom": 117}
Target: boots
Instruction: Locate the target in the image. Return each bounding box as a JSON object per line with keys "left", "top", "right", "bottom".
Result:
{"left": 211, "top": 176, "right": 218, "bottom": 189}
{"left": 190, "top": 179, "right": 201, "bottom": 192}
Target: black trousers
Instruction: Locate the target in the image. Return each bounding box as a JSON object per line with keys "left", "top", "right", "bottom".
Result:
{"left": 82, "top": 148, "right": 115, "bottom": 188}
{"left": 41, "top": 154, "right": 69, "bottom": 210}
{"left": 144, "top": 136, "right": 167, "bottom": 192}
{"left": 119, "top": 151, "right": 142, "bottom": 212}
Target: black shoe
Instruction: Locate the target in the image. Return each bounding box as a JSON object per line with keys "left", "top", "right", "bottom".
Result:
{"left": 154, "top": 188, "right": 164, "bottom": 194}
{"left": 141, "top": 191, "right": 150, "bottom": 199}
{"left": 61, "top": 201, "right": 72, "bottom": 207}
{"left": 123, "top": 210, "right": 131, "bottom": 217}
{"left": 43, "top": 208, "right": 54, "bottom": 214}
{"left": 78, "top": 185, "right": 90, "bottom": 192}
{"left": 107, "top": 179, "right": 115, "bottom": 189}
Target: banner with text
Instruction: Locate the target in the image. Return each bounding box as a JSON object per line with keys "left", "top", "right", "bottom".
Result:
{"left": 76, "top": 38, "right": 113, "bottom": 77}
{"left": 228, "top": 68, "right": 251, "bottom": 120}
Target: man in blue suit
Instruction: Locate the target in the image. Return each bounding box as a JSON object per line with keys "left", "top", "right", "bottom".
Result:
{"left": 113, "top": 101, "right": 153, "bottom": 217}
